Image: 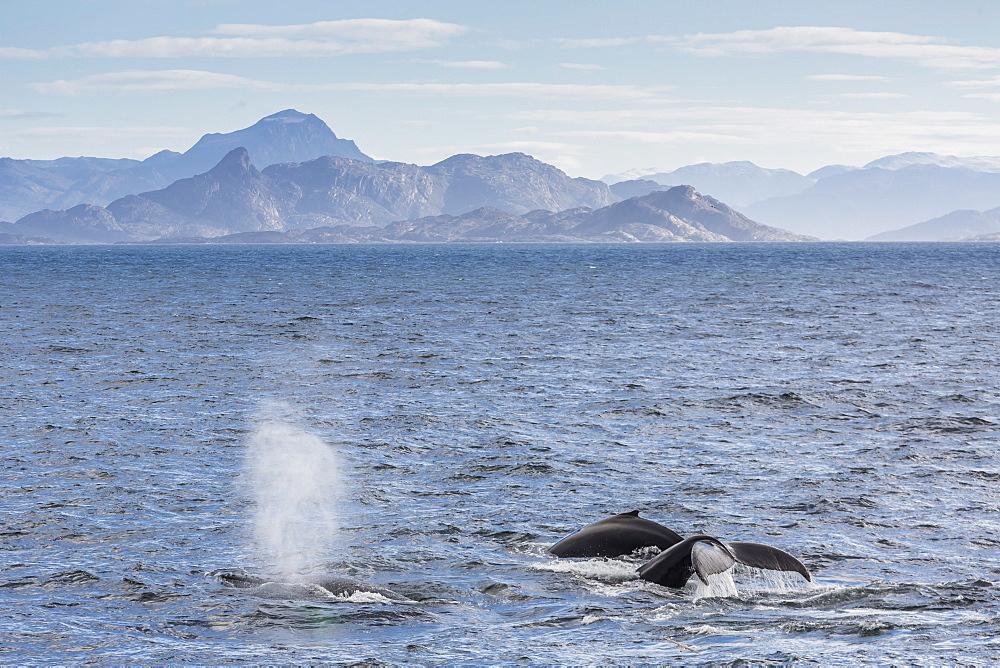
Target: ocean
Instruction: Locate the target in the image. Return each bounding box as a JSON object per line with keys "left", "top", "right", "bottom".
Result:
{"left": 2, "top": 242, "right": 1000, "bottom": 664}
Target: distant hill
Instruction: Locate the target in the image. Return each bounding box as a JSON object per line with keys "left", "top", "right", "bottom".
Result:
{"left": 862, "top": 151, "right": 1000, "bottom": 172}
{"left": 868, "top": 206, "right": 1000, "bottom": 241}
{"left": 608, "top": 179, "right": 665, "bottom": 199}
{"left": 604, "top": 161, "right": 815, "bottom": 208}
{"left": 745, "top": 163, "right": 1000, "bottom": 240}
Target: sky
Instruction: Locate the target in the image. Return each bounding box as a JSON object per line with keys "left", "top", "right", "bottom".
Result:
{"left": 5, "top": 0, "right": 1000, "bottom": 178}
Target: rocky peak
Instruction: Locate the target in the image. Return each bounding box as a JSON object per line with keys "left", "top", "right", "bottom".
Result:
{"left": 207, "top": 147, "right": 256, "bottom": 177}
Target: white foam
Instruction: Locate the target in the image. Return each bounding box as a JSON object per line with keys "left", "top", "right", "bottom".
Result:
{"left": 532, "top": 558, "right": 638, "bottom": 582}
{"left": 334, "top": 590, "right": 400, "bottom": 605}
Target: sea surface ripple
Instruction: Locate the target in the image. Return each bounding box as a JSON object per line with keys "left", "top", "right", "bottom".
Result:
{"left": 2, "top": 242, "right": 1000, "bottom": 664}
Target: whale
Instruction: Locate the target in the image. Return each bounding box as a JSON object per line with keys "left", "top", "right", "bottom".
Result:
{"left": 549, "top": 511, "right": 811, "bottom": 589}
{"left": 636, "top": 535, "right": 811, "bottom": 589}
{"left": 218, "top": 572, "right": 410, "bottom": 602}
{"left": 548, "top": 510, "right": 684, "bottom": 558}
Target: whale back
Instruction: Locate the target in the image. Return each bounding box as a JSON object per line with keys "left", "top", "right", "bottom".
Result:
{"left": 218, "top": 572, "right": 409, "bottom": 601}
{"left": 548, "top": 510, "right": 684, "bottom": 558}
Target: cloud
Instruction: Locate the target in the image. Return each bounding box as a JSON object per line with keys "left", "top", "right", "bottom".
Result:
{"left": 949, "top": 75, "right": 1000, "bottom": 88}
{"left": 415, "top": 59, "right": 510, "bottom": 69}
{"left": 29, "top": 70, "right": 277, "bottom": 94}
{"left": 0, "top": 109, "right": 63, "bottom": 120}
{"left": 554, "top": 26, "right": 1000, "bottom": 70}
{"left": 561, "top": 62, "right": 606, "bottom": 71}
{"left": 10, "top": 18, "right": 467, "bottom": 60}
{"left": 805, "top": 74, "right": 892, "bottom": 81}
{"left": 832, "top": 92, "right": 909, "bottom": 99}
{"left": 554, "top": 37, "right": 643, "bottom": 48}
{"left": 557, "top": 129, "right": 751, "bottom": 144}
{"left": 668, "top": 26, "right": 1000, "bottom": 69}
{"left": 29, "top": 70, "right": 671, "bottom": 100}
{"left": 323, "top": 81, "right": 670, "bottom": 99}
{"left": 0, "top": 46, "right": 45, "bottom": 59}
{"left": 521, "top": 105, "right": 1000, "bottom": 159}
{"left": 211, "top": 18, "right": 465, "bottom": 46}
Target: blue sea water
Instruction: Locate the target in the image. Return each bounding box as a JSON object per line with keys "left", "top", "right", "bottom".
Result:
{"left": 2, "top": 242, "right": 1000, "bottom": 665}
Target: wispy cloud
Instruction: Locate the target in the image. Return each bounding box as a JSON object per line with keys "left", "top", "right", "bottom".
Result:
{"left": 805, "top": 74, "right": 893, "bottom": 81}
{"left": 0, "top": 109, "right": 63, "bottom": 120}
{"left": 0, "top": 46, "right": 45, "bottom": 59}
{"left": 522, "top": 105, "right": 1000, "bottom": 158}
{"left": 670, "top": 26, "right": 1000, "bottom": 69}
{"left": 560, "top": 62, "right": 606, "bottom": 71}
{"left": 554, "top": 37, "right": 643, "bottom": 48}
{"left": 832, "top": 92, "right": 909, "bottom": 99}
{"left": 210, "top": 18, "right": 464, "bottom": 45}
{"left": 29, "top": 69, "right": 672, "bottom": 100}
{"left": 29, "top": 70, "right": 277, "bottom": 94}
{"left": 414, "top": 59, "right": 510, "bottom": 69}
{"left": 328, "top": 81, "right": 669, "bottom": 99}
{"left": 558, "top": 129, "right": 749, "bottom": 144}
{"left": 7, "top": 18, "right": 467, "bottom": 60}
{"left": 555, "top": 26, "right": 1000, "bottom": 70}
{"left": 949, "top": 75, "right": 1000, "bottom": 88}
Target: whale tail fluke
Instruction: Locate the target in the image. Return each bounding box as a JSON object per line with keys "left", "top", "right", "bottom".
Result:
{"left": 637, "top": 536, "right": 811, "bottom": 589}
{"left": 691, "top": 540, "right": 736, "bottom": 584}
{"left": 727, "top": 541, "right": 811, "bottom": 581}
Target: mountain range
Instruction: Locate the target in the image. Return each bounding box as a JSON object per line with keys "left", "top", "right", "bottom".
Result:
{"left": 2, "top": 146, "right": 807, "bottom": 244}
{"left": 605, "top": 152, "right": 1000, "bottom": 241}
{"left": 5, "top": 109, "right": 1000, "bottom": 243}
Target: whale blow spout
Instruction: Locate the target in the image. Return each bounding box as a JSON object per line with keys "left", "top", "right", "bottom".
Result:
{"left": 245, "top": 406, "right": 345, "bottom": 580}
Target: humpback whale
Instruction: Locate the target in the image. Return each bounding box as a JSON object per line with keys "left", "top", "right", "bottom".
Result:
{"left": 635, "top": 535, "right": 811, "bottom": 588}
{"left": 548, "top": 510, "right": 684, "bottom": 558}
{"left": 549, "top": 511, "right": 811, "bottom": 589}
{"left": 219, "top": 572, "right": 410, "bottom": 602}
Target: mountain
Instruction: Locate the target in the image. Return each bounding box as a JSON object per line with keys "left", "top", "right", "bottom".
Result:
{"left": 868, "top": 206, "right": 1000, "bottom": 241}
{"left": 15, "top": 148, "right": 298, "bottom": 242}
{"left": 425, "top": 152, "right": 615, "bottom": 215}
{"left": 262, "top": 156, "right": 447, "bottom": 227}
{"left": 569, "top": 186, "right": 810, "bottom": 242}
{"left": 153, "top": 109, "right": 372, "bottom": 183}
{"left": 14, "top": 203, "right": 129, "bottom": 243}
{"left": 0, "top": 156, "right": 147, "bottom": 222}
{"left": 604, "top": 161, "right": 815, "bottom": 208}
{"left": 745, "top": 164, "right": 1000, "bottom": 240}
{"left": 0, "top": 110, "right": 372, "bottom": 221}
